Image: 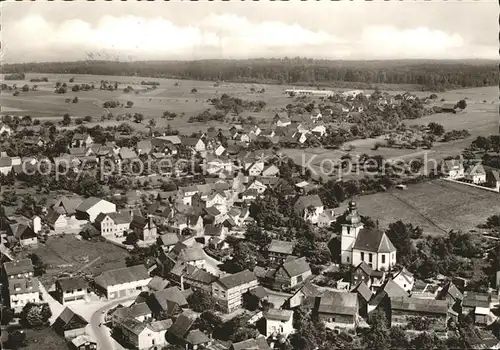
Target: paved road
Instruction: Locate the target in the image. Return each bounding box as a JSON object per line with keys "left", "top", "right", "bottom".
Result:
{"left": 88, "top": 298, "right": 135, "bottom": 350}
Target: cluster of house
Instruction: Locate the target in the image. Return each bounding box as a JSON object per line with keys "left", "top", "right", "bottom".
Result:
{"left": 442, "top": 159, "right": 500, "bottom": 189}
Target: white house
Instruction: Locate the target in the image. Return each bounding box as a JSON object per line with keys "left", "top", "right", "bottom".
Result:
{"left": 392, "top": 268, "right": 414, "bottom": 294}
{"left": 0, "top": 124, "right": 13, "bottom": 137}
{"left": 465, "top": 163, "right": 487, "bottom": 184}
{"left": 294, "top": 195, "right": 324, "bottom": 224}
{"left": 75, "top": 197, "right": 117, "bottom": 223}
{"left": 120, "top": 317, "right": 171, "bottom": 349}
{"left": 442, "top": 160, "right": 465, "bottom": 179}
{"left": 9, "top": 278, "right": 41, "bottom": 313}
{"left": 95, "top": 212, "right": 131, "bottom": 238}
{"left": 263, "top": 308, "right": 294, "bottom": 339}
{"left": 340, "top": 201, "right": 397, "bottom": 270}
{"left": 94, "top": 265, "right": 152, "bottom": 300}
{"left": 246, "top": 162, "right": 264, "bottom": 176}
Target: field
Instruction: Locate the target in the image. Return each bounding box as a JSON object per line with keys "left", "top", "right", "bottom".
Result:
{"left": 345, "top": 179, "right": 500, "bottom": 236}
{"left": 4, "top": 74, "right": 496, "bottom": 136}
{"left": 22, "top": 327, "right": 68, "bottom": 350}
{"left": 19, "top": 235, "right": 129, "bottom": 287}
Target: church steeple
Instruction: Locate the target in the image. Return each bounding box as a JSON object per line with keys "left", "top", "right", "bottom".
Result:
{"left": 340, "top": 198, "right": 364, "bottom": 265}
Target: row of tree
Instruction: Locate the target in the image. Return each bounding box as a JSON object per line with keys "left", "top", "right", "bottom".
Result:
{"left": 3, "top": 59, "right": 497, "bottom": 90}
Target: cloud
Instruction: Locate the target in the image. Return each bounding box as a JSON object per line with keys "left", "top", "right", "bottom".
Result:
{"left": 1, "top": 13, "right": 495, "bottom": 63}
{"left": 359, "top": 26, "right": 465, "bottom": 58}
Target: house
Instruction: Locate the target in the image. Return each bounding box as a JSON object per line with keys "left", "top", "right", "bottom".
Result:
{"left": 147, "top": 286, "right": 188, "bottom": 318}
{"left": 184, "top": 329, "right": 210, "bottom": 349}
{"left": 340, "top": 201, "right": 396, "bottom": 270}
{"left": 262, "top": 165, "right": 279, "bottom": 178}
{"left": 167, "top": 311, "right": 196, "bottom": 342}
{"left": 147, "top": 276, "right": 170, "bottom": 293}
{"left": 170, "top": 263, "right": 217, "bottom": 292}
{"left": 0, "top": 157, "right": 12, "bottom": 175}
{"left": 53, "top": 307, "right": 88, "bottom": 339}
{"left": 275, "top": 115, "right": 291, "bottom": 127}
{"left": 392, "top": 268, "right": 415, "bottom": 294}
{"left": 119, "top": 147, "right": 138, "bottom": 161}
{"left": 75, "top": 197, "right": 116, "bottom": 222}
{"left": 136, "top": 140, "right": 152, "bottom": 155}
{"left": 285, "top": 281, "right": 321, "bottom": 309}
{"left": 182, "top": 137, "right": 206, "bottom": 153}
{"left": 3, "top": 259, "right": 34, "bottom": 280}
{"left": 6, "top": 223, "right": 38, "bottom": 246}
{"left": 350, "top": 281, "right": 372, "bottom": 317}
{"left": 71, "top": 133, "right": 94, "bottom": 148}
{"left": 95, "top": 211, "right": 131, "bottom": 238}
{"left": 0, "top": 123, "right": 13, "bottom": 136}
{"left": 293, "top": 195, "right": 324, "bottom": 224}
{"left": 317, "top": 209, "right": 337, "bottom": 227}
{"left": 211, "top": 270, "right": 259, "bottom": 313}
{"left": 436, "top": 281, "right": 464, "bottom": 306}
{"left": 487, "top": 170, "right": 500, "bottom": 190}
{"left": 94, "top": 265, "right": 152, "bottom": 300}
{"left": 8, "top": 277, "right": 41, "bottom": 312}
{"left": 390, "top": 297, "right": 448, "bottom": 330}
{"left": 130, "top": 215, "right": 158, "bottom": 242}
{"left": 166, "top": 243, "right": 207, "bottom": 270}
{"left": 246, "top": 162, "right": 264, "bottom": 177}
{"left": 442, "top": 159, "right": 465, "bottom": 179}
{"left": 119, "top": 316, "right": 170, "bottom": 349}
{"left": 268, "top": 240, "right": 295, "bottom": 266}
{"left": 55, "top": 276, "right": 88, "bottom": 305}
{"left": 70, "top": 335, "right": 97, "bottom": 350}
{"left": 231, "top": 336, "right": 270, "bottom": 350}
{"left": 465, "top": 163, "right": 487, "bottom": 184}
{"left": 310, "top": 108, "right": 322, "bottom": 122}
{"left": 262, "top": 308, "right": 294, "bottom": 339}
{"left": 159, "top": 233, "right": 182, "bottom": 252}
{"left": 311, "top": 290, "right": 359, "bottom": 330}
{"left": 367, "top": 278, "right": 408, "bottom": 315}
{"left": 44, "top": 208, "right": 86, "bottom": 234}
{"left": 52, "top": 197, "right": 83, "bottom": 218}
{"left": 462, "top": 292, "right": 491, "bottom": 325}
{"left": 270, "top": 257, "right": 312, "bottom": 290}
{"left": 351, "top": 262, "right": 385, "bottom": 290}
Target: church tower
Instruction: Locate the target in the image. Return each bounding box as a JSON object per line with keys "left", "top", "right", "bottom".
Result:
{"left": 340, "top": 200, "right": 364, "bottom": 265}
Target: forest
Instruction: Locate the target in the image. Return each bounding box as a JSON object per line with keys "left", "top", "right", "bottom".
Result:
{"left": 2, "top": 58, "right": 497, "bottom": 91}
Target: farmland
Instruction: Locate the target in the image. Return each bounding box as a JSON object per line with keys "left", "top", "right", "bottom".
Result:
{"left": 344, "top": 179, "right": 500, "bottom": 236}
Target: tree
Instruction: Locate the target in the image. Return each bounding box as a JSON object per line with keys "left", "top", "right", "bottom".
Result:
{"left": 124, "top": 231, "right": 139, "bottom": 245}
{"left": 69, "top": 77, "right": 75, "bottom": 82}
{"left": 20, "top": 303, "right": 52, "bottom": 328}
{"left": 22, "top": 84, "right": 30, "bottom": 92}
{"left": 148, "top": 118, "right": 157, "bottom": 129}
{"left": 363, "top": 310, "right": 389, "bottom": 350}
{"left": 72, "top": 96, "right": 79, "bottom": 103}
{"left": 62, "top": 113, "right": 71, "bottom": 126}
{"left": 1, "top": 306, "right": 14, "bottom": 325}
{"left": 133, "top": 113, "right": 144, "bottom": 123}
{"left": 191, "top": 88, "right": 198, "bottom": 93}
{"left": 126, "top": 100, "right": 134, "bottom": 108}
{"left": 456, "top": 99, "right": 467, "bottom": 110}
{"left": 187, "top": 289, "right": 216, "bottom": 312}
{"left": 28, "top": 253, "right": 46, "bottom": 276}
{"left": 410, "top": 332, "right": 445, "bottom": 350}
{"left": 13, "top": 90, "right": 20, "bottom": 96}
{"left": 428, "top": 122, "right": 445, "bottom": 136}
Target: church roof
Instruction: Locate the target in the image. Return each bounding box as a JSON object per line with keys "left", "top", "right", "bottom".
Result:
{"left": 353, "top": 228, "right": 396, "bottom": 253}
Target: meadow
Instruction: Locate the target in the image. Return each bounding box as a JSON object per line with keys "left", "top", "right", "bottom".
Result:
{"left": 345, "top": 179, "right": 500, "bottom": 236}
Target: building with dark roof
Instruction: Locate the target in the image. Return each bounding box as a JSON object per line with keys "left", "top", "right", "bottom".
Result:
{"left": 55, "top": 276, "right": 88, "bottom": 305}
{"left": 268, "top": 240, "right": 295, "bottom": 266}
{"left": 268, "top": 257, "right": 312, "bottom": 290}
{"left": 3, "top": 258, "right": 34, "bottom": 279}
{"left": 147, "top": 286, "right": 188, "bottom": 318}
{"left": 8, "top": 277, "right": 41, "bottom": 313}
{"left": 212, "top": 270, "right": 259, "bottom": 313}
{"left": 94, "top": 265, "right": 151, "bottom": 300}
{"left": 311, "top": 290, "right": 359, "bottom": 330}
{"left": 53, "top": 307, "right": 88, "bottom": 339}
{"left": 390, "top": 297, "right": 448, "bottom": 330}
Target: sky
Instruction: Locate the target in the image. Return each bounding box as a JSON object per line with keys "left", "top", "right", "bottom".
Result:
{"left": 1, "top": 1, "right": 498, "bottom": 63}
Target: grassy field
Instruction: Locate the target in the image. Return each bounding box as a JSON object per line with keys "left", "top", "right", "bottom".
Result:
{"left": 21, "top": 327, "right": 68, "bottom": 350}
{"left": 19, "top": 235, "right": 129, "bottom": 287}
{"left": 344, "top": 179, "right": 500, "bottom": 236}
